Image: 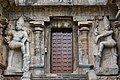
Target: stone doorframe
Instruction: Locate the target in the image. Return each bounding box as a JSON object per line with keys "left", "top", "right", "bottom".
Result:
{"left": 45, "top": 16, "right": 78, "bottom": 73}
{"left": 29, "top": 17, "right": 92, "bottom": 74}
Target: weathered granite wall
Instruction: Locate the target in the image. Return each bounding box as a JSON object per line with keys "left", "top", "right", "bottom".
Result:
{"left": 0, "top": 0, "right": 120, "bottom": 80}
{"left": 0, "top": 4, "right": 8, "bottom": 72}
{"left": 8, "top": 5, "right": 117, "bottom": 21}
{"left": 5, "top": 3, "right": 119, "bottom": 77}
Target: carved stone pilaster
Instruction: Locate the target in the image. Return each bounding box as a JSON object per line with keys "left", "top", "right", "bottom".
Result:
{"left": 34, "top": 25, "right": 44, "bottom": 67}
{"left": 77, "top": 21, "right": 93, "bottom": 74}
{"left": 78, "top": 21, "right": 92, "bottom": 65}
{"left": 79, "top": 26, "right": 89, "bottom": 55}
{"left": 30, "top": 21, "right": 44, "bottom": 76}
{"left": 34, "top": 26, "right": 43, "bottom": 55}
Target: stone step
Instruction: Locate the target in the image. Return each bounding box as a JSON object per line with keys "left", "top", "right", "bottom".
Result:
{"left": 32, "top": 74, "right": 87, "bottom": 80}
{"left": 32, "top": 78, "right": 87, "bottom": 80}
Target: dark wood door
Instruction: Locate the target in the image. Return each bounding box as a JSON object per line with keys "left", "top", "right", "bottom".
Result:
{"left": 51, "top": 29, "right": 73, "bottom": 73}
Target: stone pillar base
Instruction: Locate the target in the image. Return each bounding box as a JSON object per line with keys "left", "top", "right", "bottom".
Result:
{"left": 87, "top": 70, "right": 97, "bottom": 80}
{"left": 22, "top": 78, "right": 31, "bottom": 80}
{"left": 22, "top": 71, "right": 31, "bottom": 80}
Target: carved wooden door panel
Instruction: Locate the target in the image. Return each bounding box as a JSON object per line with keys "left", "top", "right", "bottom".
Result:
{"left": 51, "top": 29, "right": 73, "bottom": 73}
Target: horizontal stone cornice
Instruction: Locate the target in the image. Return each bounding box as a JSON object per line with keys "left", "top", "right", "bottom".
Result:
{"left": 14, "top": 0, "right": 114, "bottom": 6}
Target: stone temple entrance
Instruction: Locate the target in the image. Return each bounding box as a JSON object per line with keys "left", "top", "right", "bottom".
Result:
{"left": 51, "top": 28, "right": 73, "bottom": 73}
{"left": 45, "top": 17, "right": 77, "bottom": 74}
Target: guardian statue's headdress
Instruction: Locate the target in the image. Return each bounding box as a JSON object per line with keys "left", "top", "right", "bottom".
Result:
{"left": 103, "top": 16, "right": 110, "bottom": 28}
{"left": 17, "top": 16, "right": 24, "bottom": 26}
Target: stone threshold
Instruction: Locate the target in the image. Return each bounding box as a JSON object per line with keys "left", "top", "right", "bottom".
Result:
{"left": 32, "top": 74, "right": 87, "bottom": 80}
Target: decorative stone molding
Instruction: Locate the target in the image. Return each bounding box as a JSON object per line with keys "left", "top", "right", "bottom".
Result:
{"left": 88, "top": 0, "right": 108, "bottom": 5}
{"left": 14, "top": 0, "right": 111, "bottom": 6}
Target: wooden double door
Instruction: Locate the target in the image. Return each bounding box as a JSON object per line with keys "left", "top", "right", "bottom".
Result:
{"left": 51, "top": 28, "right": 73, "bottom": 73}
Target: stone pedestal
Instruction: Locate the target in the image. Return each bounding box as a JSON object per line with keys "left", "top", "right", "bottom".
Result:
{"left": 22, "top": 71, "right": 31, "bottom": 80}
{"left": 87, "top": 70, "right": 97, "bottom": 80}
{"left": 4, "top": 49, "right": 23, "bottom": 75}
{"left": 30, "top": 65, "right": 44, "bottom": 77}
{"left": 95, "top": 48, "right": 119, "bottom": 75}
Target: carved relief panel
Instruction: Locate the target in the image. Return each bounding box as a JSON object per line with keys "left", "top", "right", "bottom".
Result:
{"left": 89, "top": 16, "right": 119, "bottom": 75}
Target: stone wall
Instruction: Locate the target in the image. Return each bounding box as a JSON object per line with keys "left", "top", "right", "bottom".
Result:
{"left": 0, "top": 0, "right": 120, "bottom": 80}
{"left": 0, "top": 3, "right": 8, "bottom": 74}
{"left": 8, "top": 5, "right": 117, "bottom": 21}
